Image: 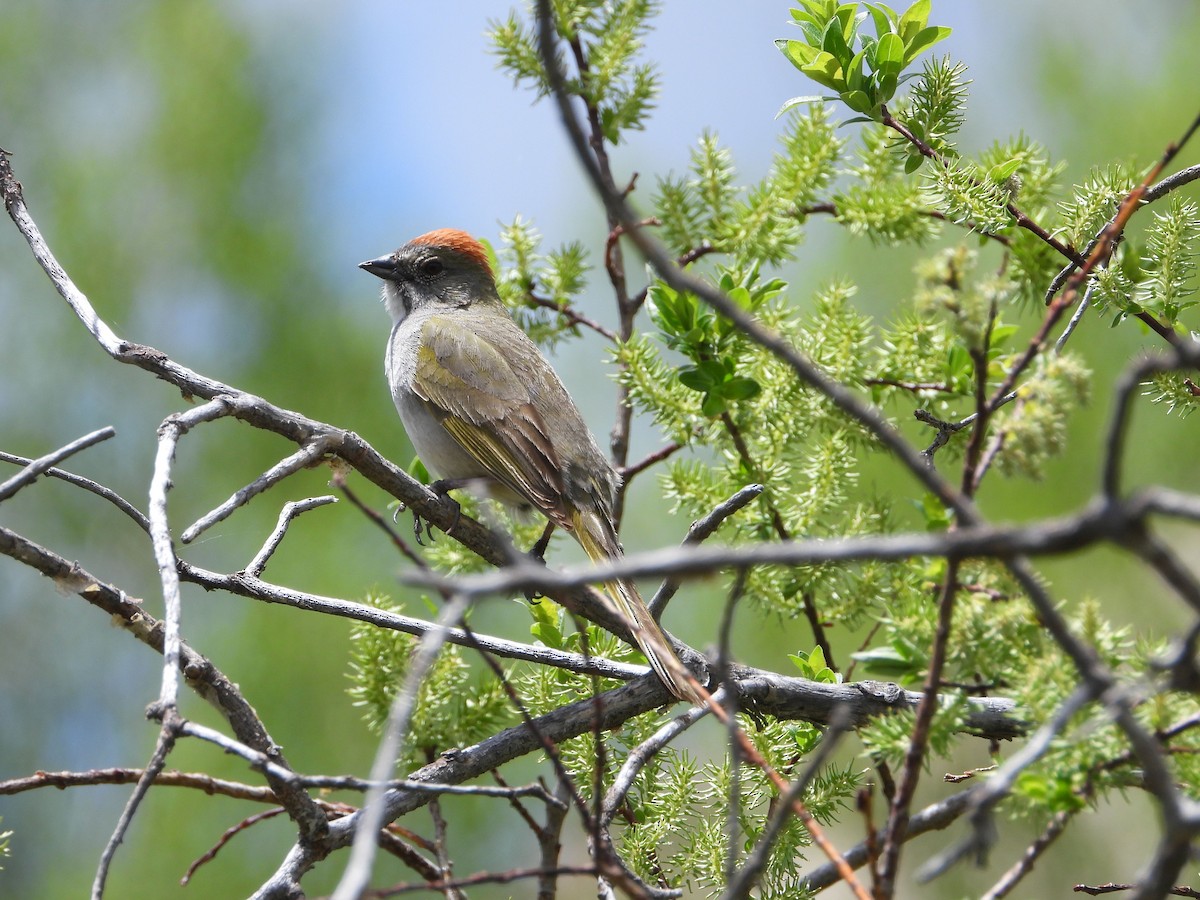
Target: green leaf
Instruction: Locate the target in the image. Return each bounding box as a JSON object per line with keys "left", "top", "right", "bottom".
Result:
{"left": 409, "top": 457, "right": 431, "bottom": 483}
{"left": 1119, "top": 243, "right": 1146, "bottom": 283}
{"left": 987, "top": 158, "right": 1022, "bottom": 183}
{"left": 904, "top": 24, "right": 952, "bottom": 62}
{"left": 863, "top": 2, "right": 897, "bottom": 38}
{"left": 721, "top": 376, "right": 762, "bottom": 401}
{"left": 834, "top": 3, "right": 860, "bottom": 44}
{"left": 989, "top": 323, "right": 1019, "bottom": 347}
{"left": 903, "top": 151, "right": 925, "bottom": 173}
{"left": 775, "top": 94, "right": 830, "bottom": 118}
{"left": 678, "top": 366, "right": 716, "bottom": 391}
{"left": 843, "top": 89, "right": 875, "bottom": 114}
{"left": 946, "top": 343, "right": 972, "bottom": 378}
{"left": 776, "top": 38, "right": 819, "bottom": 71}
{"left": 898, "top": 0, "right": 931, "bottom": 44}
{"left": 878, "top": 72, "right": 898, "bottom": 101}
{"left": 728, "top": 285, "right": 754, "bottom": 310}
{"left": 874, "top": 31, "right": 904, "bottom": 74}
{"left": 599, "top": 108, "right": 618, "bottom": 144}
{"left": 821, "top": 17, "right": 853, "bottom": 65}
{"left": 846, "top": 47, "right": 869, "bottom": 92}
{"left": 801, "top": 53, "right": 845, "bottom": 91}
{"left": 920, "top": 492, "right": 952, "bottom": 530}
{"left": 850, "top": 646, "right": 919, "bottom": 679}
{"left": 528, "top": 599, "right": 564, "bottom": 649}
{"left": 701, "top": 392, "right": 728, "bottom": 417}
{"left": 789, "top": 646, "right": 839, "bottom": 683}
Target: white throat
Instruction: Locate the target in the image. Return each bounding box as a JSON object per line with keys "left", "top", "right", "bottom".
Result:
{"left": 382, "top": 281, "right": 410, "bottom": 324}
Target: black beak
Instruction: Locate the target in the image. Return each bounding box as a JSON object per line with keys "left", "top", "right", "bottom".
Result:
{"left": 359, "top": 255, "right": 398, "bottom": 280}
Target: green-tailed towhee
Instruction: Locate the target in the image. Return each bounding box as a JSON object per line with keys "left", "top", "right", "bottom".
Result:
{"left": 360, "top": 228, "right": 698, "bottom": 703}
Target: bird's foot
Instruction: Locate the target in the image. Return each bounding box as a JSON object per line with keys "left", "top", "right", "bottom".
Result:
{"left": 523, "top": 522, "right": 556, "bottom": 602}
{"left": 413, "top": 478, "right": 466, "bottom": 546}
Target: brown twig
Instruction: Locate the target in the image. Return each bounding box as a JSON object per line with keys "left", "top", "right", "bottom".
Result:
{"left": 797, "top": 200, "right": 1012, "bottom": 247}
{"left": 525, "top": 291, "right": 617, "bottom": 341}
{"left": 990, "top": 111, "right": 1200, "bottom": 411}
{"left": 183, "top": 808, "right": 289, "bottom": 885}
{"left": 717, "top": 410, "right": 837, "bottom": 669}
{"left": 618, "top": 440, "right": 685, "bottom": 481}
{"left": 878, "top": 106, "right": 1080, "bottom": 262}
{"left": 876, "top": 558, "right": 962, "bottom": 894}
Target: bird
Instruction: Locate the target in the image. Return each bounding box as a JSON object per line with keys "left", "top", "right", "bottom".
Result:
{"left": 360, "top": 228, "right": 701, "bottom": 703}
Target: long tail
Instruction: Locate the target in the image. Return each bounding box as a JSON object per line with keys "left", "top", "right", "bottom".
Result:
{"left": 570, "top": 507, "right": 703, "bottom": 703}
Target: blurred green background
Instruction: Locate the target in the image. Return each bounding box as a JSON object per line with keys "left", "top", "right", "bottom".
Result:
{"left": 1, "top": 2, "right": 1198, "bottom": 897}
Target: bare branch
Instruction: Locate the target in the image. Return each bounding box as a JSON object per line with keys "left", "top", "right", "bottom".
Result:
{"left": 91, "top": 717, "right": 176, "bottom": 900}
{"left": 723, "top": 706, "right": 853, "bottom": 898}
{"left": 0, "top": 426, "right": 115, "bottom": 502}
{"left": 981, "top": 808, "right": 1076, "bottom": 900}
{"left": 182, "top": 436, "right": 339, "bottom": 544}
{"left": 0, "top": 525, "right": 327, "bottom": 840}
{"left": 798, "top": 787, "right": 976, "bottom": 892}
{"left": 0, "top": 768, "right": 275, "bottom": 801}
{"left": 600, "top": 702, "right": 711, "bottom": 828}
{"left": 245, "top": 496, "right": 338, "bottom": 577}
{"left": 402, "top": 490, "right": 1188, "bottom": 598}
{"left": 152, "top": 400, "right": 231, "bottom": 710}
{"left": 179, "top": 562, "right": 647, "bottom": 681}
{"left": 648, "top": 483, "right": 763, "bottom": 618}
{"left": 524, "top": 290, "right": 617, "bottom": 341}
{"left": 1073, "top": 883, "right": 1200, "bottom": 898}
{"left": 332, "top": 592, "right": 474, "bottom": 899}
{"left": 173, "top": 719, "right": 303, "bottom": 785}
{"left": 94, "top": 401, "right": 235, "bottom": 899}
{"left": 0, "top": 450, "right": 149, "bottom": 531}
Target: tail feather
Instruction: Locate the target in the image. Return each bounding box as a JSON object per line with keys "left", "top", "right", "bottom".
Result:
{"left": 571, "top": 508, "right": 702, "bottom": 703}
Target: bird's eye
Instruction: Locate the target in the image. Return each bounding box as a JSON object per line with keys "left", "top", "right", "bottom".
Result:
{"left": 419, "top": 258, "right": 445, "bottom": 277}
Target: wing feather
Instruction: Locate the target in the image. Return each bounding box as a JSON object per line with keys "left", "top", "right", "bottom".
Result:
{"left": 411, "top": 315, "right": 568, "bottom": 524}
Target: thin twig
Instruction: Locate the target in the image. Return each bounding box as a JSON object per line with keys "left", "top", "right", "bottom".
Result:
{"left": 981, "top": 808, "right": 1075, "bottom": 900}
{"left": 182, "top": 436, "right": 338, "bottom": 543}
{"left": 181, "top": 560, "right": 646, "bottom": 680}
{"left": 797, "top": 200, "right": 1012, "bottom": 247}
{"left": 359, "top": 865, "right": 602, "bottom": 896}
{"left": 525, "top": 291, "right": 617, "bottom": 341}
{"left": 877, "top": 558, "right": 962, "bottom": 894}
{"left": 722, "top": 706, "right": 853, "bottom": 898}
{"left": 618, "top": 440, "right": 684, "bottom": 481}
{"left": 879, "top": 106, "right": 1081, "bottom": 263}
{"left": 537, "top": 780, "right": 573, "bottom": 900}
{"left": 599, "top": 704, "right": 710, "bottom": 829}
{"left": 183, "top": 808, "right": 289, "bottom": 886}
{"left": 0, "top": 426, "right": 116, "bottom": 502}
{"left": 245, "top": 496, "right": 338, "bottom": 577}
{"left": 798, "top": 787, "right": 976, "bottom": 892}
{"left": 331, "top": 593, "right": 474, "bottom": 899}
{"left": 1054, "top": 283, "right": 1096, "bottom": 354}
{"left": 152, "top": 400, "right": 231, "bottom": 709}
{"left": 91, "top": 721, "right": 177, "bottom": 900}
{"left": 915, "top": 682, "right": 1096, "bottom": 883}
{"left": 0, "top": 450, "right": 149, "bottom": 530}
{"left": 648, "top": 483, "right": 763, "bottom": 617}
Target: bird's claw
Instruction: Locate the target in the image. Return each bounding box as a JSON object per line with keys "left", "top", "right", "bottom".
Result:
{"left": 415, "top": 479, "right": 463, "bottom": 545}
{"left": 523, "top": 522, "right": 556, "bottom": 602}
{"left": 412, "top": 510, "right": 435, "bottom": 546}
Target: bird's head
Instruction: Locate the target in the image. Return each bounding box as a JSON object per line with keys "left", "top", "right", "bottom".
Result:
{"left": 360, "top": 229, "right": 499, "bottom": 322}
